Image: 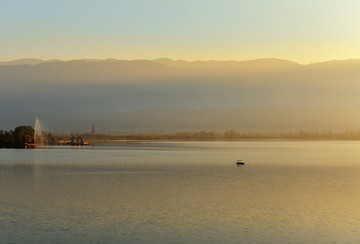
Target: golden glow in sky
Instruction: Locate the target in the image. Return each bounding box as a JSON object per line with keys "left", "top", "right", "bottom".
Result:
{"left": 1, "top": 0, "right": 360, "bottom": 64}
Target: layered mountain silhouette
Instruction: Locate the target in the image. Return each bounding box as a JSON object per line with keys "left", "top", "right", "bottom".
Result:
{"left": 1, "top": 58, "right": 360, "bottom": 132}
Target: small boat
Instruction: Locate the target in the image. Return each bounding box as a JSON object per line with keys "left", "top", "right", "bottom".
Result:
{"left": 236, "top": 160, "right": 245, "bottom": 165}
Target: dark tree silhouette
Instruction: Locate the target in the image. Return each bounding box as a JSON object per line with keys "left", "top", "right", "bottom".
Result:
{"left": 0, "top": 126, "right": 34, "bottom": 148}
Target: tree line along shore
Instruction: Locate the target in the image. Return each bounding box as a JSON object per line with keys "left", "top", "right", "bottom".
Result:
{"left": 3, "top": 126, "right": 360, "bottom": 148}
{"left": 0, "top": 126, "right": 56, "bottom": 148}
{"left": 83, "top": 130, "right": 360, "bottom": 142}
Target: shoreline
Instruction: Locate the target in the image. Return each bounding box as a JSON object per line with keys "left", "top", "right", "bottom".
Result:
{"left": 3, "top": 139, "right": 360, "bottom": 149}
{"left": 98, "top": 138, "right": 360, "bottom": 142}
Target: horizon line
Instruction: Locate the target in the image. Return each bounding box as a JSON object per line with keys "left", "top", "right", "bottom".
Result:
{"left": 1, "top": 57, "right": 360, "bottom": 66}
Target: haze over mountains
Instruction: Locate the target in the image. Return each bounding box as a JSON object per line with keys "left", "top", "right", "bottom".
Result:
{"left": 1, "top": 58, "right": 360, "bottom": 133}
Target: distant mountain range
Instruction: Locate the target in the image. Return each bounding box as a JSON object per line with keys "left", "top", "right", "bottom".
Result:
{"left": 1, "top": 58, "right": 360, "bottom": 132}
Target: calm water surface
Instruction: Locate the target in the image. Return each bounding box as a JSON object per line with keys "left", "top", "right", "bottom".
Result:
{"left": 1, "top": 141, "right": 360, "bottom": 243}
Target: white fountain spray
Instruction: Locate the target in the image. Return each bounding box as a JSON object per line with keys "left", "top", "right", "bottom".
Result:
{"left": 34, "top": 117, "right": 42, "bottom": 143}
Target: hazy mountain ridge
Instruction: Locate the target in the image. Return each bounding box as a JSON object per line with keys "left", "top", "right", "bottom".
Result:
{"left": 1, "top": 58, "right": 360, "bottom": 132}
{"left": 1, "top": 58, "right": 359, "bottom": 80}
{"left": 2, "top": 57, "right": 356, "bottom": 66}
{"left": 1, "top": 58, "right": 358, "bottom": 83}
{"left": 2, "top": 57, "right": 358, "bottom": 69}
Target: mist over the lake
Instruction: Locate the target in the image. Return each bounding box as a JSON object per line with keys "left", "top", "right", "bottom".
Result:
{"left": 1, "top": 58, "right": 360, "bottom": 132}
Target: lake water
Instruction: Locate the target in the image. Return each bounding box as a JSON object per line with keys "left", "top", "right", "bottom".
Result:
{"left": 1, "top": 141, "right": 360, "bottom": 243}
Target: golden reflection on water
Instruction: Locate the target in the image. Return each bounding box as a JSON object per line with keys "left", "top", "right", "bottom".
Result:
{"left": 1, "top": 141, "right": 360, "bottom": 243}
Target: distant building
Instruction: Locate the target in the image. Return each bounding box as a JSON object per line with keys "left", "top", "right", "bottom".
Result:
{"left": 92, "top": 124, "right": 95, "bottom": 134}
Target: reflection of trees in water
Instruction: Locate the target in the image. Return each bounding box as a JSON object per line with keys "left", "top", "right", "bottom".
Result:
{"left": 7, "top": 161, "right": 42, "bottom": 189}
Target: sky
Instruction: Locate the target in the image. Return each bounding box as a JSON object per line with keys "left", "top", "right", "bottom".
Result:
{"left": 1, "top": 0, "right": 360, "bottom": 64}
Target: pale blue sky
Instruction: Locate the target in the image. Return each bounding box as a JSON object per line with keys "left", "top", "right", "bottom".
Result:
{"left": 1, "top": 0, "right": 360, "bottom": 63}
